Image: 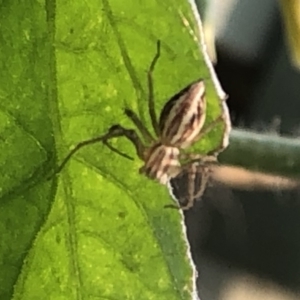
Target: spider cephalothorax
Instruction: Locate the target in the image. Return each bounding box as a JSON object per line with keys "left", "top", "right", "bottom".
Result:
{"left": 54, "top": 41, "right": 228, "bottom": 209}
{"left": 140, "top": 143, "right": 180, "bottom": 185}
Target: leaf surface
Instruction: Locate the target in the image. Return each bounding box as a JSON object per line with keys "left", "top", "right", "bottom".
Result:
{"left": 0, "top": 0, "right": 228, "bottom": 299}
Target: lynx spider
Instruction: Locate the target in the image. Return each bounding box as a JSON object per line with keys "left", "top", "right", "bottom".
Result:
{"left": 54, "top": 41, "right": 227, "bottom": 210}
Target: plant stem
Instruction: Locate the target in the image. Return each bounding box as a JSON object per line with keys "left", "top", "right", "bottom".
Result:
{"left": 219, "top": 129, "right": 300, "bottom": 179}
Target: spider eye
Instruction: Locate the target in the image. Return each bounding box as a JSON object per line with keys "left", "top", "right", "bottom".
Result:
{"left": 158, "top": 80, "right": 206, "bottom": 149}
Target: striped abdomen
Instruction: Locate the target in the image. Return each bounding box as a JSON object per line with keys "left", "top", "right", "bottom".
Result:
{"left": 159, "top": 80, "right": 206, "bottom": 149}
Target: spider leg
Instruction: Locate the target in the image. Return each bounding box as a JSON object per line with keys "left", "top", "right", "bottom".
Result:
{"left": 124, "top": 108, "right": 154, "bottom": 143}
{"left": 192, "top": 166, "right": 210, "bottom": 200}
{"left": 179, "top": 152, "right": 217, "bottom": 186}
{"left": 122, "top": 41, "right": 161, "bottom": 143}
{"left": 164, "top": 162, "right": 199, "bottom": 210}
{"left": 164, "top": 163, "right": 208, "bottom": 210}
{"left": 102, "top": 139, "right": 133, "bottom": 160}
{"left": 105, "top": 125, "right": 145, "bottom": 160}
{"left": 189, "top": 163, "right": 211, "bottom": 201}
{"left": 179, "top": 163, "right": 210, "bottom": 210}
{"left": 50, "top": 125, "right": 145, "bottom": 178}
{"left": 170, "top": 162, "right": 210, "bottom": 210}
{"left": 191, "top": 114, "right": 229, "bottom": 156}
{"left": 179, "top": 153, "right": 217, "bottom": 165}
{"left": 180, "top": 162, "right": 197, "bottom": 210}
{"left": 165, "top": 154, "right": 215, "bottom": 210}
{"left": 181, "top": 163, "right": 210, "bottom": 210}
{"left": 147, "top": 40, "right": 161, "bottom": 136}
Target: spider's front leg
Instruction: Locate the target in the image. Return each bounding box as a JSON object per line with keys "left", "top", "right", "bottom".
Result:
{"left": 124, "top": 109, "right": 154, "bottom": 144}
{"left": 50, "top": 125, "right": 146, "bottom": 178}
{"left": 192, "top": 113, "right": 231, "bottom": 157}
{"left": 179, "top": 152, "right": 218, "bottom": 166}
{"left": 147, "top": 40, "right": 161, "bottom": 136}
{"left": 103, "top": 125, "right": 146, "bottom": 161}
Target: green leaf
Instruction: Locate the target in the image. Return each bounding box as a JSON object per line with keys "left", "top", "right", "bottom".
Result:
{"left": 0, "top": 0, "right": 228, "bottom": 299}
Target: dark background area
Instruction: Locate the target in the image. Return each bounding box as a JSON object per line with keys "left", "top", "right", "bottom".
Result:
{"left": 182, "top": 1, "right": 300, "bottom": 299}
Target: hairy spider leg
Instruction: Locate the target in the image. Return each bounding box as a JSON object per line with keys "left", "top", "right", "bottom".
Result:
{"left": 147, "top": 40, "right": 161, "bottom": 136}
{"left": 108, "top": 40, "right": 161, "bottom": 156}
{"left": 104, "top": 41, "right": 163, "bottom": 157}
{"left": 124, "top": 108, "right": 154, "bottom": 143}
{"left": 179, "top": 153, "right": 217, "bottom": 165}
{"left": 164, "top": 162, "right": 198, "bottom": 210}
{"left": 181, "top": 114, "right": 227, "bottom": 160}
{"left": 52, "top": 125, "right": 145, "bottom": 177}
{"left": 206, "top": 113, "right": 231, "bottom": 156}
{"left": 164, "top": 161, "right": 211, "bottom": 210}
{"left": 125, "top": 40, "right": 161, "bottom": 140}
{"left": 184, "top": 162, "right": 198, "bottom": 210}
{"left": 103, "top": 125, "right": 146, "bottom": 160}
{"left": 183, "top": 162, "right": 210, "bottom": 210}
{"left": 191, "top": 164, "right": 211, "bottom": 199}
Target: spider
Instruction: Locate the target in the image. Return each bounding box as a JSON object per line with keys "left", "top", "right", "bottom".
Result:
{"left": 53, "top": 41, "right": 228, "bottom": 210}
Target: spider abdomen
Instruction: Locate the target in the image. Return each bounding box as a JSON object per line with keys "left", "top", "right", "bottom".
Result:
{"left": 159, "top": 80, "right": 206, "bottom": 149}
{"left": 140, "top": 144, "right": 180, "bottom": 185}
